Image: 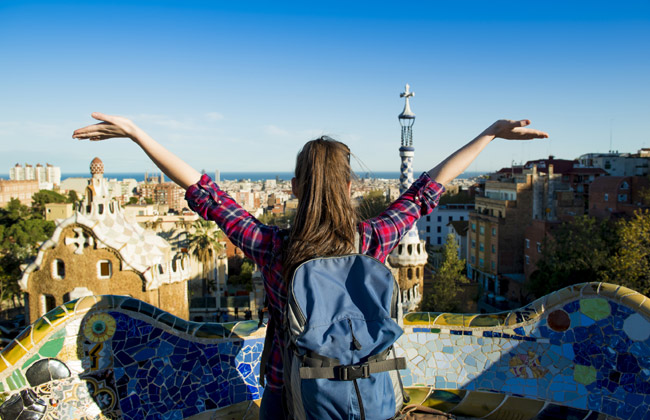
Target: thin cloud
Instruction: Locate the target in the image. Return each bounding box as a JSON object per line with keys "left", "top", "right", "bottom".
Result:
{"left": 205, "top": 112, "right": 225, "bottom": 121}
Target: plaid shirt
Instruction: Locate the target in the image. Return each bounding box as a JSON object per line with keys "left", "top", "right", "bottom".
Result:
{"left": 185, "top": 172, "right": 444, "bottom": 392}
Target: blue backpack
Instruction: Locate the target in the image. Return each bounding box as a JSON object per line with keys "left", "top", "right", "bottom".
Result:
{"left": 275, "top": 253, "right": 408, "bottom": 420}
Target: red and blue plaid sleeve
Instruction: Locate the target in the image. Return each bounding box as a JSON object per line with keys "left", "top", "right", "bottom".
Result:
{"left": 360, "top": 172, "right": 445, "bottom": 262}
{"left": 184, "top": 174, "right": 279, "bottom": 270}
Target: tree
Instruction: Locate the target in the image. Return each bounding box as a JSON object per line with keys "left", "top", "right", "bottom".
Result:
{"left": 421, "top": 234, "right": 468, "bottom": 312}
{"left": 357, "top": 190, "right": 388, "bottom": 220}
{"left": 527, "top": 216, "right": 617, "bottom": 298}
{"left": 67, "top": 190, "right": 80, "bottom": 204}
{"left": 259, "top": 212, "right": 294, "bottom": 229}
{"left": 31, "top": 190, "right": 68, "bottom": 218}
{"left": 0, "top": 199, "right": 55, "bottom": 308}
{"left": 228, "top": 259, "right": 254, "bottom": 291}
{"left": 603, "top": 210, "right": 650, "bottom": 295}
{"left": 187, "top": 219, "right": 224, "bottom": 299}
{"left": 127, "top": 197, "right": 139, "bottom": 205}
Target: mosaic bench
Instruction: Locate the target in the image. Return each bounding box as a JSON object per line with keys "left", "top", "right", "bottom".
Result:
{"left": 0, "top": 282, "right": 648, "bottom": 420}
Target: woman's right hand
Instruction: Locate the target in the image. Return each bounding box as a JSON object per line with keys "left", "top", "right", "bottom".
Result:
{"left": 72, "top": 112, "right": 139, "bottom": 141}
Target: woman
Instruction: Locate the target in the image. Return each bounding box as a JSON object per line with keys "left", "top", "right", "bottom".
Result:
{"left": 73, "top": 113, "right": 547, "bottom": 418}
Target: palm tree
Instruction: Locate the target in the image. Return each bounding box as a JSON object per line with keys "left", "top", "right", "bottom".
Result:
{"left": 187, "top": 219, "right": 225, "bottom": 306}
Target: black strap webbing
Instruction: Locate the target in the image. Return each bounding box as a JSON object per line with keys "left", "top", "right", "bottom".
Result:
{"left": 299, "top": 357, "right": 406, "bottom": 380}
{"left": 258, "top": 316, "right": 275, "bottom": 388}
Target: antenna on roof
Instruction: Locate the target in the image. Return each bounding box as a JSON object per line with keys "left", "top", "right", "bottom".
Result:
{"left": 609, "top": 118, "right": 614, "bottom": 153}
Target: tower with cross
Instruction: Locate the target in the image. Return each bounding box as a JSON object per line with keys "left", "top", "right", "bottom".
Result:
{"left": 388, "top": 84, "right": 429, "bottom": 312}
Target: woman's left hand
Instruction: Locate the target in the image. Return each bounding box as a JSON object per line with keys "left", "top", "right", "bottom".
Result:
{"left": 487, "top": 119, "right": 549, "bottom": 140}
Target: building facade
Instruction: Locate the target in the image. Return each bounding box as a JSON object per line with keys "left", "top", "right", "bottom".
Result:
{"left": 20, "top": 157, "right": 192, "bottom": 323}
{"left": 0, "top": 179, "right": 39, "bottom": 207}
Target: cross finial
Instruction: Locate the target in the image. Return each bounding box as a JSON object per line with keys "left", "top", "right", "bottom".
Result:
{"left": 400, "top": 84, "right": 414, "bottom": 99}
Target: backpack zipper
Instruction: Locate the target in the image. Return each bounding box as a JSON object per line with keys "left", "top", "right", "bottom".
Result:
{"left": 347, "top": 318, "right": 363, "bottom": 351}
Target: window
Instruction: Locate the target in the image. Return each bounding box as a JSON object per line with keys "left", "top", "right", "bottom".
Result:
{"left": 471, "top": 240, "right": 476, "bottom": 249}
{"left": 479, "top": 226, "right": 485, "bottom": 235}
{"left": 525, "top": 255, "right": 530, "bottom": 265}
{"left": 436, "top": 226, "right": 441, "bottom": 233}
{"left": 448, "top": 216, "right": 453, "bottom": 222}
{"left": 492, "top": 227, "right": 496, "bottom": 236}
{"left": 491, "top": 261, "right": 495, "bottom": 269}
{"left": 618, "top": 194, "right": 627, "bottom": 202}
{"left": 407, "top": 268, "right": 413, "bottom": 279}
{"left": 460, "top": 216, "right": 464, "bottom": 221}
{"left": 97, "top": 260, "right": 112, "bottom": 279}
{"left": 536, "top": 242, "right": 542, "bottom": 253}
{"left": 426, "top": 226, "right": 430, "bottom": 232}
{"left": 479, "top": 242, "right": 484, "bottom": 252}
{"left": 604, "top": 193, "right": 608, "bottom": 202}
{"left": 471, "top": 256, "right": 475, "bottom": 264}
{"left": 437, "top": 216, "right": 442, "bottom": 222}
{"left": 426, "top": 215, "right": 430, "bottom": 222}
{"left": 52, "top": 259, "right": 65, "bottom": 279}
{"left": 437, "top": 237, "right": 442, "bottom": 245}
{"left": 621, "top": 182, "right": 630, "bottom": 190}
{"left": 471, "top": 223, "right": 476, "bottom": 232}
{"left": 42, "top": 294, "right": 56, "bottom": 314}
{"left": 416, "top": 267, "right": 420, "bottom": 278}
{"left": 525, "top": 239, "right": 530, "bottom": 249}
{"left": 479, "top": 258, "right": 484, "bottom": 267}
{"left": 492, "top": 244, "right": 496, "bottom": 254}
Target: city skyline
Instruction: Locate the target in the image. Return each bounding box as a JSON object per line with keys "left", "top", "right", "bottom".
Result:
{"left": 1, "top": 1, "right": 649, "bottom": 174}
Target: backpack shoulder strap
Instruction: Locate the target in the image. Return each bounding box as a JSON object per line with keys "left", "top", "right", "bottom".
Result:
{"left": 258, "top": 306, "right": 275, "bottom": 387}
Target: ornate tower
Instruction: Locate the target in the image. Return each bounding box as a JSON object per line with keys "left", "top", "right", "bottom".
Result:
{"left": 388, "top": 84, "right": 428, "bottom": 312}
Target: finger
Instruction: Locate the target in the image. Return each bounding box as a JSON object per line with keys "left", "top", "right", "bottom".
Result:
{"left": 517, "top": 119, "right": 531, "bottom": 127}
{"left": 91, "top": 112, "right": 119, "bottom": 124}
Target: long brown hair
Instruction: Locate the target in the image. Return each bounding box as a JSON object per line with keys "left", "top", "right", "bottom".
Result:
{"left": 283, "top": 137, "right": 358, "bottom": 280}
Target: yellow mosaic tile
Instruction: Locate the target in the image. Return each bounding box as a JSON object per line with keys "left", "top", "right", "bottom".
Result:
{"left": 74, "top": 295, "right": 99, "bottom": 314}
{"left": 450, "top": 391, "right": 505, "bottom": 418}
{"left": 14, "top": 326, "right": 33, "bottom": 353}
{"left": 580, "top": 282, "right": 601, "bottom": 295}
{"left": 30, "top": 317, "right": 53, "bottom": 345}
{"left": 620, "top": 292, "right": 648, "bottom": 310}
{"left": 432, "top": 313, "right": 467, "bottom": 327}
{"left": 544, "top": 286, "right": 577, "bottom": 309}
{"left": 403, "top": 386, "right": 433, "bottom": 405}
{"left": 484, "top": 396, "right": 545, "bottom": 420}
{"left": 403, "top": 312, "right": 431, "bottom": 326}
{"left": 0, "top": 354, "right": 8, "bottom": 373}
{"left": 1, "top": 340, "right": 25, "bottom": 366}
{"left": 421, "top": 389, "right": 465, "bottom": 412}
{"left": 63, "top": 299, "right": 79, "bottom": 313}
{"left": 468, "top": 313, "right": 509, "bottom": 327}
{"left": 596, "top": 282, "right": 621, "bottom": 299}
{"left": 43, "top": 305, "right": 68, "bottom": 327}
{"left": 504, "top": 312, "right": 518, "bottom": 326}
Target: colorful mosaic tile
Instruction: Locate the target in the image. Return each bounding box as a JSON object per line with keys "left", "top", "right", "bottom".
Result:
{"left": 0, "top": 282, "right": 648, "bottom": 419}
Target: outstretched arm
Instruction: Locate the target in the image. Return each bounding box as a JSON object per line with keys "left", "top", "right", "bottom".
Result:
{"left": 428, "top": 119, "right": 548, "bottom": 185}
{"left": 72, "top": 113, "right": 201, "bottom": 189}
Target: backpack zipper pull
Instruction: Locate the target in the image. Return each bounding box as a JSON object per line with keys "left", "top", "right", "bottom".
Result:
{"left": 347, "top": 319, "right": 363, "bottom": 351}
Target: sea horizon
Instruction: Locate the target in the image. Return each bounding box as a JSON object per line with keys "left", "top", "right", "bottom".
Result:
{"left": 0, "top": 171, "right": 487, "bottom": 183}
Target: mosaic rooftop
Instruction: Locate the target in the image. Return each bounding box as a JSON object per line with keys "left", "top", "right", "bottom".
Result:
{"left": 0, "top": 282, "right": 648, "bottom": 419}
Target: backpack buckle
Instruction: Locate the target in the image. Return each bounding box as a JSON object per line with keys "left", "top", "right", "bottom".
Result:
{"left": 337, "top": 363, "right": 370, "bottom": 381}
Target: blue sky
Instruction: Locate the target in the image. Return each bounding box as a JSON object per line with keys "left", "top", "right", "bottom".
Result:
{"left": 1, "top": 1, "right": 649, "bottom": 175}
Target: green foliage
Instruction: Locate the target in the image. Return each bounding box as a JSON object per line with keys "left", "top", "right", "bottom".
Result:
{"left": 128, "top": 196, "right": 139, "bottom": 205}
{"left": 259, "top": 212, "right": 294, "bottom": 228}
{"left": 438, "top": 190, "right": 473, "bottom": 205}
{"left": 229, "top": 259, "right": 254, "bottom": 291}
{"left": 421, "top": 234, "right": 468, "bottom": 312}
{"left": 527, "top": 215, "right": 617, "bottom": 298}
{"left": 31, "top": 190, "right": 68, "bottom": 218}
{"left": 187, "top": 219, "right": 224, "bottom": 297}
{"left": 67, "top": 190, "right": 80, "bottom": 204}
{"left": 603, "top": 210, "right": 650, "bottom": 296}
{"left": 0, "top": 198, "right": 55, "bottom": 307}
{"left": 357, "top": 190, "right": 388, "bottom": 220}
{"left": 144, "top": 197, "right": 154, "bottom": 205}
